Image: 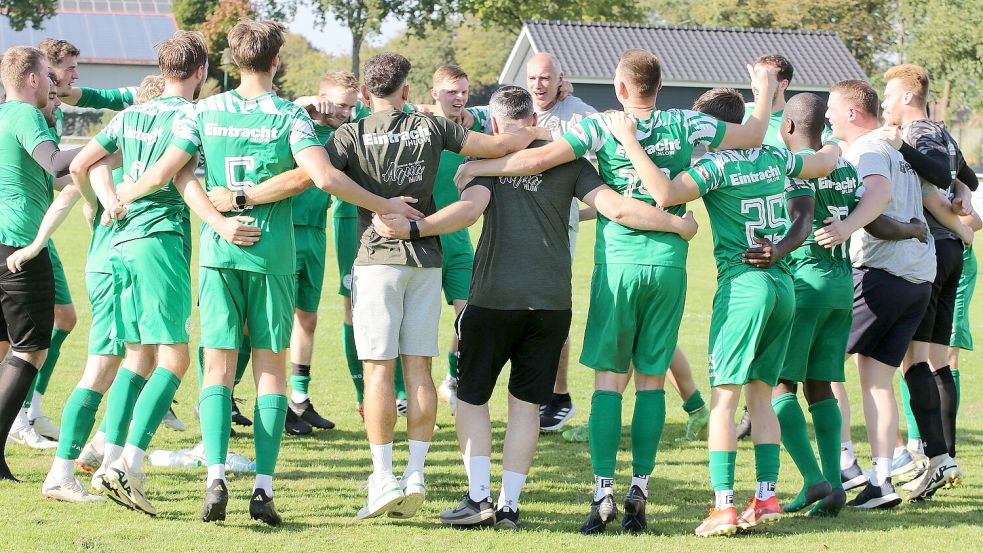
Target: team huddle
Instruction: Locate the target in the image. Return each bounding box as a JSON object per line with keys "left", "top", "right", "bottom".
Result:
{"left": 0, "top": 18, "right": 977, "bottom": 537}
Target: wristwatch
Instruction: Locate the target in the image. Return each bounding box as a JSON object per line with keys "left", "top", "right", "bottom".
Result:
{"left": 409, "top": 220, "right": 420, "bottom": 240}
{"left": 233, "top": 189, "right": 247, "bottom": 210}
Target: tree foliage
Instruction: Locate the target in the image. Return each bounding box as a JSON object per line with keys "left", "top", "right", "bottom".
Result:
{"left": 171, "top": 0, "right": 220, "bottom": 29}
{"left": 462, "top": 0, "right": 642, "bottom": 29}
{"left": 0, "top": 0, "right": 57, "bottom": 31}
{"left": 198, "top": 0, "right": 257, "bottom": 89}
{"left": 277, "top": 33, "right": 352, "bottom": 99}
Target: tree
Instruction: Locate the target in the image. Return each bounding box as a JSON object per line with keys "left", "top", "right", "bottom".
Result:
{"left": 277, "top": 33, "right": 352, "bottom": 99}
{"left": 462, "top": 0, "right": 642, "bottom": 29}
{"left": 0, "top": 0, "right": 57, "bottom": 31}
{"left": 198, "top": 0, "right": 257, "bottom": 90}
{"left": 171, "top": 0, "right": 219, "bottom": 29}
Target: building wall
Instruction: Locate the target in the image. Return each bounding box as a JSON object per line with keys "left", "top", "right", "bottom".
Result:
{"left": 572, "top": 83, "right": 830, "bottom": 113}
{"left": 79, "top": 63, "right": 158, "bottom": 90}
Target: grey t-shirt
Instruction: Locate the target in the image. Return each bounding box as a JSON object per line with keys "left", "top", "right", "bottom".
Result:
{"left": 903, "top": 119, "right": 964, "bottom": 242}
{"left": 538, "top": 96, "right": 597, "bottom": 236}
{"left": 328, "top": 108, "right": 468, "bottom": 268}
{"left": 466, "top": 141, "right": 603, "bottom": 310}
{"left": 846, "top": 132, "right": 936, "bottom": 283}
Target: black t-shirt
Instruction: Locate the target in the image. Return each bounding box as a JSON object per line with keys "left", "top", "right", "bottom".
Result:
{"left": 328, "top": 108, "right": 469, "bottom": 267}
{"left": 466, "top": 140, "right": 602, "bottom": 310}
{"left": 904, "top": 119, "right": 964, "bottom": 242}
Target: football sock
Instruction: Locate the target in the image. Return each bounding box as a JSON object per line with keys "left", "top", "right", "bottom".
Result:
{"left": 899, "top": 371, "right": 921, "bottom": 442}
{"left": 50, "top": 457, "right": 75, "bottom": 481}
{"left": 235, "top": 336, "right": 251, "bottom": 386}
{"left": 394, "top": 357, "right": 407, "bottom": 401}
{"left": 0, "top": 357, "right": 40, "bottom": 480}
{"left": 630, "top": 474, "right": 649, "bottom": 499}
{"left": 22, "top": 328, "right": 70, "bottom": 411}
{"left": 715, "top": 489, "right": 735, "bottom": 510}
{"left": 904, "top": 362, "right": 946, "bottom": 458}
{"left": 127, "top": 368, "right": 181, "bottom": 452}
{"left": 207, "top": 463, "right": 226, "bottom": 484}
{"left": 952, "top": 368, "right": 961, "bottom": 414}
{"left": 498, "top": 470, "right": 526, "bottom": 510}
{"left": 588, "top": 390, "right": 622, "bottom": 478}
{"left": 254, "top": 394, "right": 288, "bottom": 478}
{"left": 199, "top": 385, "right": 232, "bottom": 468}
{"left": 773, "top": 393, "right": 824, "bottom": 487}
{"left": 933, "top": 366, "right": 957, "bottom": 458}
{"left": 370, "top": 442, "right": 393, "bottom": 476}
{"left": 404, "top": 439, "right": 430, "bottom": 477}
{"left": 840, "top": 440, "right": 856, "bottom": 470}
{"left": 810, "top": 398, "right": 844, "bottom": 489}
{"left": 593, "top": 475, "right": 614, "bottom": 502}
{"left": 754, "top": 444, "right": 780, "bottom": 499}
{"left": 121, "top": 444, "right": 145, "bottom": 471}
{"left": 254, "top": 473, "right": 273, "bottom": 496}
{"left": 630, "top": 389, "right": 665, "bottom": 477}
{"left": 447, "top": 351, "right": 459, "bottom": 379}
{"left": 907, "top": 439, "right": 924, "bottom": 453}
{"left": 682, "top": 389, "right": 706, "bottom": 414}
{"left": 756, "top": 480, "right": 776, "bottom": 501}
{"left": 104, "top": 368, "right": 147, "bottom": 446}
{"left": 342, "top": 324, "right": 363, "bottom": 403}
{"left": 290, "top": 363, "right": 311, "bottom": 403}
{"left": 103, "top": 443, "right": 123, "bottom": 467}
{"left": 871, "top": 456, "right": 890, "bottom": 486}
{"left": 55, "top": 387, "right": 102, "bottom": 461}
{"left": 466, "top": 455, "right": 491, "bottom": 501}
{"left": 709, "top": 450, "right": 737, "bottom": 507}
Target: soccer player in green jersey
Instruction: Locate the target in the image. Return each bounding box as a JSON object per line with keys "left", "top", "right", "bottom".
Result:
{"left": 117, "top": 20, "right": 421, "bottom": 525}
{"left": 609, "top": 87, "right": 839, "bottom": 536}
{"left": 456, "top": 49, "right": 780, "bottom": 535}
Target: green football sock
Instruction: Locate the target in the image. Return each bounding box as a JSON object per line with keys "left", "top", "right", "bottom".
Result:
{"left": 952, "top": 369, "right": 961, "bottom": 415}
{"left": 342, "top": 324, "right": 363, "bottom": 403}
{"left": 254, "top": 394, "right": 288, "bottom": 476}
{"left": 199, "top": 385, "right": 232, "bottom": 466}
{"left": 631, "top": 389, "right": 665, "bottom": 476}
{"left": 773, "top": 393, "right": 824, "bottom": 486}
{"left": 681, "top": 389, "right": 705, "bottom": 414}
{"left": 447, "top": 352, "right": 459, "bottom": 379}
{"left": 810, "top": 398, "right": 844, "bottom": 489}
{"left": 754, "top": 443, "right": 781, "bottom": 484}
{"left": 127, "top": 368, "right": 181, "bottom": 451}
{"left": 23, "top": 328, "right": 70, "bottom": 407}
{"left": 235, "top": 335, "right": 251, "bottom": 386}
{"left": 588, "top": 390, "right": 622, "bottom": 478}
{"left": 55, "top": 387, "right": 103, "bottom": 460}
{"left": 290, "top": 364, "right": 311, "bottom": 396}
{"left": 104, "top": 368, "right": 147, "bottom": 446}
{"left": 709, "top": 450, "right": 737, "bottom": 491}
{"left": 899, "top": 371, "right": 921, "bottom": 441}
{"left": 395, "top": 357, "right": 407, "bottom": 401}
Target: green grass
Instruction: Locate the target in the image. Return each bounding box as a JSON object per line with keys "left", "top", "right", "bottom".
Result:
{"left": 3, "top": 202, "right": 983, "bottom": 552}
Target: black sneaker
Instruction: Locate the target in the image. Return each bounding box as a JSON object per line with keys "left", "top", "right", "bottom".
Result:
{"left": 782, "top": 480, "right": 832, "bottom": 513}
{"left": 841, "top": 460, "right": 869, "bottom": 491}
{"left": 230, "top": 426, "right": 238, "bottom": 438}
{"left": 249, "top": 488, "right": 282, "bottom": 526}
{"left": 847, "top": 480, "right": 901, "bottom": 509}
{"left": 735, "top": 406, "right": 752, "bottom": 440}
{"left": 579, "top": 494, "right": 617, "bottom": 535}
{"left": 806, "top": 487, "right": 847, "bottom": 518}
{"left": 621, "top": 485, "right": 647, "bottom": 533}
{"left": 284, "top": 408, "right": 313, "bottom": 436}
{"left": 231, "top": 396, "right": 252, "bottom": 427}
{"left": 290, "top": 398, "right": 335, "bottom": 430}
{"left": 439, "top": 493, "right": 494, "bottom": 526}
{"left": 540, "top": 394, "right": 576, "bottom": 431}
{"left": 495, "top": 506, "right": 520, "bottom": 529}
{"left": 201, "top": 479, "right": 229, "bottom": 522}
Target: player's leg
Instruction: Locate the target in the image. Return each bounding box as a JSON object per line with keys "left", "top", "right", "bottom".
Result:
{"left": 437, "top": 228, "right": 472, "bottom": 413}
{"left": 438, "top": 299, "right": 466, "bottom": 413}
{"left": 334, "top": 215, "right": 363, "bottom": 413}
{"left": 925, "top": 239, "right": 963, "bottom": 461}
{"left": 948, "top": 245, "right": 975, "bottom": 415}
{"left": 668, "top": 347, "right": 708, "bottom": 442}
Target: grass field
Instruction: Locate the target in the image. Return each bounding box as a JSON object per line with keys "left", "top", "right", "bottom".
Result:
{"left": 2, "top": 201, "right": 982, "bottom": 552}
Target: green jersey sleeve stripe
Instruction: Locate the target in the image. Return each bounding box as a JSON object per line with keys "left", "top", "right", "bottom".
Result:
{"left": 94, "top": 132, "right": 118, "bottom": 153}
{"left": 708, "top": 120, "right": 726, "bottom": 149}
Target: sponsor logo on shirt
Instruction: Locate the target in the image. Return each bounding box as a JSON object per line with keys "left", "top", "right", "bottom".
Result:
{"left": 500, "top": 175, "right": 542, "bottom": 192}
{"left": 123, "top": 127, "right": 164, "bottom": 143}
{"left": 615, "top": 138, "right": 681, "bottom": 158}
{"left": 362, "top": 127, "right": 432, "bottom": 146}
{"left": 382, "top": 159, "right": 426, "bottom": 186}
{"left": 818, "top": 174, "right": 858, "bottom": 193}
{"left": 899, "top": 159, "right": 914, "bottom": 175}
{"left": 729, "top": 165, "right": 781, "bottom": 186}
{"left": 204, "top": 123, "right": 280, "bottom": 142}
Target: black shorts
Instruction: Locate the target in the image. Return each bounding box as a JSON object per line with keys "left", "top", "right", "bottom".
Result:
{"left": 0, "top": 243, "right": 55, "bottom": 352}
{"left": 848, "top": 266, "right": 931, "bottom": 367}
{"left": 456, "top": 305, "right": 572, "bottom": 406}
{"left": 913, "top": 238, "right": 964, "bottom": 344}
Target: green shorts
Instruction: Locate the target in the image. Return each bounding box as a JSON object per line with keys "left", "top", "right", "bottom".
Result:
{"left": 85, "top": 271, "right": 123, "bottom": 357}
{"left": 48, "top": 240, "right": 72, "bottom": 305}
{"left": 333, "top": 216, "right": 357, "bottom": 297}
{"left": 198, "top": 267, "right": 296, "bottom": 352}
{"left": 781, "top": 307, "right": 851, "bottom": 383}
{"left": 181, "top": 216, "right": 192, "bottom": 266}
{"left": 440, "top": 228, "right": 474, "bottom": 304}
{"left": 295, "top": 226, "right": 327, "bottom": 313}
{"left": 111, "top": 232, "right": 192, "bottom": 345}
{"left": 580, "top": 264, "right": 686, "bottom": 375}
{"left": 708, "top": 269, "right": 795, "bottom": 387}
{"left": 950, "top": 245, "right": 976, "bottom": 350}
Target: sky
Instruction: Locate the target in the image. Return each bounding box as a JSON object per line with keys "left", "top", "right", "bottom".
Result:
{"left": 286, "top": 4, "right": 404, "bottom": 55}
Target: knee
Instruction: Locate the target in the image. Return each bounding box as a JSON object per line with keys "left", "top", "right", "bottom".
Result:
{"left": 295, "top": 311, "right": 318, "bottom": 333}
{"left": 803, "top": 380, "right": 834, "bottom": 403}
{"left": 774, "top": 379, "right": 797, "bottom": 396}
{"left": 54, "top": 304, "right": 78, "bottom": 331}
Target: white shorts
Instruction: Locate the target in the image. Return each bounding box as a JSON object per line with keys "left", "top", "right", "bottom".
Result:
{"left": 351, "top": 264, "right": 442, "bottom": 360}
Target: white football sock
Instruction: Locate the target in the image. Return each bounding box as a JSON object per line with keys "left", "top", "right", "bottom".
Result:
{"left": 466, "top": 455, "right": 491, "bottom": 502}
{"left": 103, "top": 443, "right": 123, "bottom": 467}
{"left": 404, "top": 439, "right": 431, "bottom": 477}
{"left": 91, "top": 431, "right": 107, "bottom": 457}
{"left": 840, "top": 440, "right": 856, "bottom": 470}
{"left": 121, "top": 444, "right": 146, "bottom": 472}
{"left": 715, "top": 489, "right": 734, "bottom": 510}
{"left": 871, "top": 456, "right": 891, "bottom": 486}
{"left": 27, "top": 392, "right": 43, "bottom": 420}
{"left": 631, "top": 474, "right": 650, "bottom": 499}
{"left": 755, "top": 481, "right": 776, "bottom": 500}
{"left": 207, "top": 463, "right": 226, "bottom": 484}
{"left": 497, "top": 470, "right": 527, "bottom": 511}
{"left": 907, "top": 439, "right": 923, "bottom": 454}
{"left": 369, "top": 442, "right": 393, "bottom": 476}
{"left": 50, "top": 457, "right": 74, "bottom": 480}
{"left": 593, "top": 475, "right": 614, "bottom": 502}
{"left": 254, "top": 474, "right": 273, "bottom": 496}
{"left": 290, "top": 390, "right": 308, "bottom": 404}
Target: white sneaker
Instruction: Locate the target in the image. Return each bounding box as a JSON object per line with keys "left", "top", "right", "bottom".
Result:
{"left": 76, "top": 443, "right": 101, "bottom": 475}
{"left": 438, "top": 376, "right": 458, "bottom": 415}
{"left": 906, "top": 454, "right": 961, "bottom": 501}
{"left": 30, "top": 416, "right": 60, "bottom": 440}
{"left": 389, "top": 471, "right": 426, "bottom": 519}
{"left": 8, "top": 425, "right": 57, "bottom": 449}
{"left": 162, "top": 408, "right": 186, "bottom": 431}
{"left": 357, "top": 472, "right": 405, "bottom": 520}
{"left": 91, "top": 465, "right": 108, "bottom": 496}
{"left": 104, "top": 459, "right": 157, "bottom": 516}
{"left": 42, "top": 473, "right": 105, "bottom": 503}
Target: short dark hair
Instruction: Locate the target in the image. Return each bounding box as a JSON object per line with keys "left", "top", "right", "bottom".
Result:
{"left": 363, "top": 53, "right": 411, "bottom": 98}
{"left": 693, "top": 88, "right": 745, "bottom": 125}
{"left": 157, "top": 31, "right": 208, "bottom": 80}
{"left": 831, "top": 79, "right": 879, "bottom": 116}
{"left": 37, "top": 38, "right": 79, "bottom": 65}
{"left": 783, "top": 92, "right": 826, "bottom": 141}
{"left": 618, "top": 49, "right": 661, "bottom": 97}
{"left": 228, "top": 19, "right": 285, "bottom": 73}
{"left": 755, "top": 54, "right": 794, "bottom": 84}
{"left": 489, "top": 86, "right": 533, "bottom": 121}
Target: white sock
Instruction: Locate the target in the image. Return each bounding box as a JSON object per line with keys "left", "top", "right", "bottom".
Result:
{"left": 50, "top": 457, "right": 74, "bottom": 480}
{"left": 497, "top": 470, "right": 527, "bottom": 511}
{"left": 631, "top": 474, "right": 650, "bottom": 499}
{"left": 466, "top": 455, "right": 491, "bottom": 501}
{"left": 207, "top": 463, "right": 226, "bottom": 484}
{"left": 593, "top": 475, "right": 614, "bottom": 502}
{"left": 91, "top": 431, "right": 107, "bottom": 456}
{"left": 715, "top": 489, "right": 734, "bottom": 510}
{"left": 27, "top": 392, "right": 43, "bottom": 420}
{"left": 907, "top": 439, "right": 923, "bottom": 453}
{"left": 404, "top": 439, "right": 431, "bottom": 477}
{"left": 755, "top": 481, "right": 776, "bottom": 500}
{"left": 871, "top": 456, "right": 890, "bottom": 486}
{"left": 11, "top": 409, "right": 30, "bottom": 433}
{"left": 840, "top": 441, "right": 856, "bottom": 470}
{"left": 370, "top": 442, "right": 393, "bottom": 476}
{"left": 893, "top": 446, "right": 907, "bottom": 459}
{"left": 254, "top": 474, "right": 273, "bottom": 496}
{"left": 290, "top": 390, "right": 308, "bottom": 404}
{"left": 121, "top": 444, "right": 145, "bottom": 472}
{"left": 103, "top": 443, "right": 123, "bottom": 467}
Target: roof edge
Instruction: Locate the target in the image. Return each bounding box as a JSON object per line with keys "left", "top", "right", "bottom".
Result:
{"left": 523, "top": 19, "right": 842, "bottom": 38}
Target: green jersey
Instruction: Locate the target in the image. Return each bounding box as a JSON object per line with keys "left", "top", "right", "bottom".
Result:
{"left": 0, "top": 100, "right": 57, "bottom": 247}
{"left": 96, "top": 96, "right": 191, "bottom": 246}
{"left": 785, "top": 148, "right": 862, "bottom": 309}
{"left": 743, "top": 104, "right": 836, "bottom": 150}
{"left": 53, "top": 86, "right": 138, "bottom": 142}
{"left": 563, "top": 109, "right": 726, "bottom": 266}
{"left": 292, "top": 122, "right": 335, "bottom": 228}
{"left": 434, "top": 107, "right": 488, "bottom": 209}
{"left": 171, "top": 90, "right": 321, "bottom": 275}
{"left": 686, "top": 145, "right": 806, "bottom": 282}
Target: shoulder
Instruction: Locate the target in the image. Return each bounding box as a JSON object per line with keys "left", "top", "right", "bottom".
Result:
{"left": 560, "top": 96, "right": 597, "bottom": 115}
